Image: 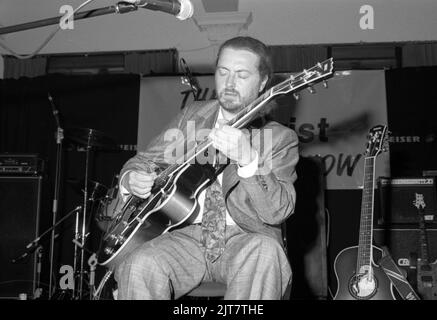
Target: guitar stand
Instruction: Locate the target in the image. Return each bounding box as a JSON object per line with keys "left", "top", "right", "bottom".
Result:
{"left": 379, "top": 246, "right": 420, "bottom": 300}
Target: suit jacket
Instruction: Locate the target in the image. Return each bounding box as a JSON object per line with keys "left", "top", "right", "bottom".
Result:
{"left": 120, "top": 100, "right": 299, "bottom": 245}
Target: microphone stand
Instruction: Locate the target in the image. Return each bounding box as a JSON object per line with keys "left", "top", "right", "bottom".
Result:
{"left": 47, "top": 93, "right": 63, "bottom": 299}
{"left": 10, "top": 206, "right": 82, "bottom": 264}
{"left": 0, "top": 3, "right": 139, "bottom": 35}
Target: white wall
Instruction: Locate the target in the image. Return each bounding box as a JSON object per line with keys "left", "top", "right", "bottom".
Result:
{"left": 0, "top": 0, "right": 437, "bottom": 77}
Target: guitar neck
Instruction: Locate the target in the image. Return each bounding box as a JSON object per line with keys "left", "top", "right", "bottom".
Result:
{"left": 418, "top": 206, "right": 430, "bottom": 264}
{"left": 356, "top": 156, "right": 376, "bottom": 274}
{"left": 227, "top": 90, "right": 273, "bottom": 130}
{"left": 230, "top": 60, "right": 333, "bottom": 130}
{"left": 158, "top": 58, "right": 334, "bottom": 183}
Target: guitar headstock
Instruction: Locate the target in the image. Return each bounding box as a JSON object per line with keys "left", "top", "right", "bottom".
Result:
{"left": 365, "top": 125, "right": 389, "bottom": 157}
{"left": 272, "top": 58, "right": 334, "bottom": 96}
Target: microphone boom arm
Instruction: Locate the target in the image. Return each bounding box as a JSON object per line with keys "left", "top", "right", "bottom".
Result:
{"left": 0, "top": 3, "right": 139, "bottom": 36}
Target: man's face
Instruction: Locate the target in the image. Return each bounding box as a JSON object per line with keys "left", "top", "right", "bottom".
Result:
{"left": 215, "top": 47, "right": 268, "bottom": 114}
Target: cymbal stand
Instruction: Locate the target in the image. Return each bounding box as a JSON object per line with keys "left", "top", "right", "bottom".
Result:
{"left": 73, "top": 137, "right": 93, "bottom": 300}
{"left": 72, "top": 204, "right": 80, "bottom": 299}
{"left": 47, "top": 93, "right": 63, "bottom": 299}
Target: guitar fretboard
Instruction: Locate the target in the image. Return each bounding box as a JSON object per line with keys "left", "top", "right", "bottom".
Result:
{"left": 156, "top": 59, "right": 333, "bottom": 183}
{"left": 416, "top": 196, "right": 430, "bottom": 264}
{"left": 356, "top": 156, "right": 376, "bottom": 274}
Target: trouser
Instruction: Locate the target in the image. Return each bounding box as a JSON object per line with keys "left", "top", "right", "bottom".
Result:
{"left": 114, "top": 224, "right": 292, "bottom": 300}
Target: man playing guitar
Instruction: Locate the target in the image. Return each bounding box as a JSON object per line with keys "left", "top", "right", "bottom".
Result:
{"left": 113, "top": 36, "right": 299, "bottom": 300}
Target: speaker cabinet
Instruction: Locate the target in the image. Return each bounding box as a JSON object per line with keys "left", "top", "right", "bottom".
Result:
{"left": 374, "top": 228, "right": 437, "bottom": 290}
{"left": 0, "top": 176, "right": 42, "bottom": 299}
{"left": 377, "top": 177, "right": 437, "bottom": 225}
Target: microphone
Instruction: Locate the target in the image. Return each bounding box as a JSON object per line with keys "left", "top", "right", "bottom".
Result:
{"left": 124, "top": 0, "right": 193, "bottom": 20}
{"left": 180, "top": 58, "right": 201, "bottom": 98}
{"left": 47, "top": 92, "right": 60, "bottom": 128}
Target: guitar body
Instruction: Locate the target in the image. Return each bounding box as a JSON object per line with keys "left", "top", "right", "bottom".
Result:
{"left": 98, "top": 162, "right": 220, "bottom": 268}
{"left": 334, "top": 245, "right": 396, "bottom": 300}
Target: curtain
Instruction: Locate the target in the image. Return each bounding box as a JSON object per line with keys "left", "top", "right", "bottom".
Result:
{"left": 403, "top": 43, "right": 437, "bottom": 67}
{"left": 270, "top": 45, "right": 328, "bottom": 72}
{"left": 3, "top": 55, "right": 47, "bottom": 79}
{"left": 124, "top": 49, "right": 178, "bottom": 75}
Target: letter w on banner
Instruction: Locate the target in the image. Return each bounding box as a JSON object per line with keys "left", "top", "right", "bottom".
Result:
{"left": 137, "top": 70, "right": 389, "bottom": 190}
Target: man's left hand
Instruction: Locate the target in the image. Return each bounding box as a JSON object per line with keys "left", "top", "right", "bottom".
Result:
{"left": 209, "top": 124, "right": 257, "bottom": 167}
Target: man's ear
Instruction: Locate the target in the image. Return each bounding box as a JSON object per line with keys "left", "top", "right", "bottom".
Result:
{"left": 259, "top": 76, "right": 268, "bottom": 93}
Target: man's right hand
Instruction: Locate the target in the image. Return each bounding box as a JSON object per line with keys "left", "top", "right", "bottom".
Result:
{"left": 122, "top": 170, "right": 157, "bottom": 199}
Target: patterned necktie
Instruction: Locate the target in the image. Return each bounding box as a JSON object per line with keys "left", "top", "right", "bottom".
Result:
{"left": 200, "top": 179, "right": 227, "bottom": 262}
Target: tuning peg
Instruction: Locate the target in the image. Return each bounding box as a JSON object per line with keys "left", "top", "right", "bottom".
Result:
{"left": 307, "top": 86, "right": 315, "bottom": 94}
{"left": 293, "top": 93, "right": 300, "bottom": 100}
{"left": 322, "top": 80, "right": 328, "bottom": 88}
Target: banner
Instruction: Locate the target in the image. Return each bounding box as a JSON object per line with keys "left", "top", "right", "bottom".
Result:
{"left": 275, "top": 70, "right": 390, "bottom": 189}
{"left": 138, "top": 70, "right": 389, "bottom": 189}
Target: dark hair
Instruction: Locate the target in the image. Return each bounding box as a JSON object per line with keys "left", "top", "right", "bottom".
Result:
{"left": 216, "top": 36, "right": 273, "bottom": 87}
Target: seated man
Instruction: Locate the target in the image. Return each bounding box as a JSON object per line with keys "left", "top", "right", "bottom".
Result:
{"left": 114, "top": 36, "right": 299, "bottom": 300}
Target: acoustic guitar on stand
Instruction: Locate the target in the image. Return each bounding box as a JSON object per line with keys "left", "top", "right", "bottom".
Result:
{"left": 333, "top": 125, "right": 396, "bottom": 300}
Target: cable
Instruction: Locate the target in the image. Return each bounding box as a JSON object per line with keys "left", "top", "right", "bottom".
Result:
{"left": 0, "top": 0, "right": 97, "bottom": 60}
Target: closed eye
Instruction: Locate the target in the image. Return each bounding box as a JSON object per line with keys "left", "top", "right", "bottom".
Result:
{"left": 217, "top": 67, "right": 228, "bottom": 76}
{"left": 237, "top": 71, "right": 250, "bottom": 79}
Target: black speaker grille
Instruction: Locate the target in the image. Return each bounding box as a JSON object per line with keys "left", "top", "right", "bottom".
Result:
{"left": 0, "top": 176, "right": 42, "bottom": 299}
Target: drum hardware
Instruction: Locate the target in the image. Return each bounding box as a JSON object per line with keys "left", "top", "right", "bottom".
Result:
{"left": 88, "top": 254, "right": 98, "bottom": 300}
{"left": 33, "top": 246, "right": 43, "bottom": 299}
{"left": 94, "top": 175, "right": 120, "bottom": 232}
{"left": 67, "top": 178, "right": 108, "bottom": 202}
{"left": 65, "top": 127, "right": 118, "bottom": 300}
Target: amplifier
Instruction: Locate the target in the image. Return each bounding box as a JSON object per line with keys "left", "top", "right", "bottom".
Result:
{"left": 0, "top": 153, "right": 44, "bottom": 175}
{"left": 377, "top": 177, "right": 437, "bottom": 226}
